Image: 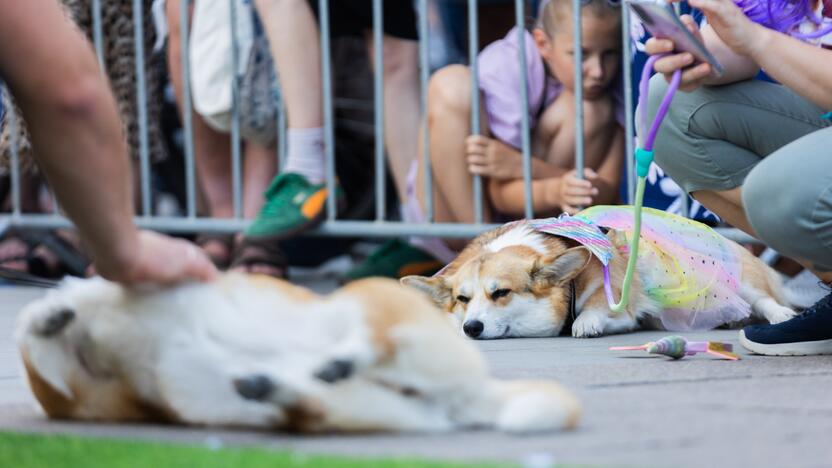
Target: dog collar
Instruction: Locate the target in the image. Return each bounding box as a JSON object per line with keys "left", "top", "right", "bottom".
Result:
{"left": 560, "top": 280, "right": 578, "bottom": 336}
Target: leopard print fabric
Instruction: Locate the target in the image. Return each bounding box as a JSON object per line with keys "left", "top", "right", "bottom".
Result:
{"left": 0, "top": 0, "right": 167, "bottom": 174}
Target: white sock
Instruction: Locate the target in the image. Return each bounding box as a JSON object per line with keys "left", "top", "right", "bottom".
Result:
{"left": 284, "top": 127, "right": 325, "bottom": 184}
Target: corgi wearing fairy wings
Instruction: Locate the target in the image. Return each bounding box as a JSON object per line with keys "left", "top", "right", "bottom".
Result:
{"left": 402, "top": 206, "right": 796, "bottom": 339}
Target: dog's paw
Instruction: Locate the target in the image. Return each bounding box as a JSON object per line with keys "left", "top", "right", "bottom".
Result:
{"left": 30, "top": 305, "right": 76, "bottom": 337}
{"left": 765, "top": 304, "right": 797, "bottom": 324}
{"left": 314, "top": 359, "right": 354, "bottom": 384}
{"left": 754, "top": 297, "right": 797, "bottom": 324}
{"left": 571, "top": 312, "right": 607, "bottom": 338}
{"left": 38, "top": 308, "right": 76, "bottom": 336}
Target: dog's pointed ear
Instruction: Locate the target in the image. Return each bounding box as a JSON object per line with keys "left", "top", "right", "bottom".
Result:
{"left": 533, "top": 246, "right": 592, "bottom": 287}
{"left": 401, "top": 275, "right": 452, "bottom": 307}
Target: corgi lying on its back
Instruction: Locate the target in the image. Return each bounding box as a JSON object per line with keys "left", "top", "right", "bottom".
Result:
{"left": 402, "top": 209, "right": 796, "bottom": 339}
{"left": 16, "top": 274, "right": 580, "bottom": 433}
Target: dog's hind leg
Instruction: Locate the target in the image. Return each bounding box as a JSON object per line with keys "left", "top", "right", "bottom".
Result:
{"left": 740, "top": 281, "right": 795, "bottom": 324}
{"left": 449, "top": 379, "right": 581, "bottom": 433}
{"left": 737, "top": 248, "right": 795, "bottom": 324}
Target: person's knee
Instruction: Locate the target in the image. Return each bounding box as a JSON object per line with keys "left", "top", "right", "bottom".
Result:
{"left": 428, "top": 65, "right": 471, "bottom": 116}
{"left": 50, "top": 73, "right": 107, "bottom": 121}
{"left": 743, "top": 161, "right": 812, "bottom": 252}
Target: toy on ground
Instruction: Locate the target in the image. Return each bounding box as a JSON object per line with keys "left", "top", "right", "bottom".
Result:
{"left": 610, "top": 335, "right": 740, "bottom": 360}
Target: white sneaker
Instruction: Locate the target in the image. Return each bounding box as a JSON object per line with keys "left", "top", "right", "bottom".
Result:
{"left": 783, "top": 270, "right": 829, "bottom": 309}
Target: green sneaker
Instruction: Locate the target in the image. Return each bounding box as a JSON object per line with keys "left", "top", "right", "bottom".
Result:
{"left": 345, "top": 239, "right": 444, "bottom": 281}
{"left": 246, "top": 173, "right": 341, "bottom": 240}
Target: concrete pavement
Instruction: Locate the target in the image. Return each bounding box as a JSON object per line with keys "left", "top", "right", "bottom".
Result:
{"left": 2, "top": 284, "right": 832, "bottom": 467}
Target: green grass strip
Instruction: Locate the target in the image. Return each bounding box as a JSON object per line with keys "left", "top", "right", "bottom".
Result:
{"left": 0, "top": 431, "right": 511, "bottom": 468}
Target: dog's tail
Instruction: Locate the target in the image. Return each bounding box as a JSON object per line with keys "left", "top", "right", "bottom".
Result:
{"left": 484, "top": 379, "right": 581, "bottom": 433}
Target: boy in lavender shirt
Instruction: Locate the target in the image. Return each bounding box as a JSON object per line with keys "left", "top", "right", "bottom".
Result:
{"left": 410, "top": 0, "right": 625, "bottom": 256}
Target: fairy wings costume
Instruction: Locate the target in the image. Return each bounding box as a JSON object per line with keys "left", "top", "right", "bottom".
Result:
{"left": 529, "top": 206, "right": 750, "bottom": 331}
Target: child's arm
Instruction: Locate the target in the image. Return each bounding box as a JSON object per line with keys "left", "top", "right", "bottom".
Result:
{"left": 487, "top": 176, "right": 566, "bottom": 217}
{"left": 488, "top": 126, "right": 624, "bottom": 216}
{"left": 586, "top": 125, "right": 624, "bottom": 207}
{"left": 466, "top": 135, "right": 565, "bottom": 180}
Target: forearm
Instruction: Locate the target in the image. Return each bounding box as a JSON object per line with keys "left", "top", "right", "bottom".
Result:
{"left": 500, "top": 143, "right": 566, "bottom": 179}
{"left": 748, "top": 27, "right": 832, "bottom": 110}
{"left": 488, "top": 177, "right": 560, "bottom": 217}
{"left": 701, "top": 25, "right": 759, "bottom": 86}
{"left": 0, "top": 0, "right": 138, "bottom": 272}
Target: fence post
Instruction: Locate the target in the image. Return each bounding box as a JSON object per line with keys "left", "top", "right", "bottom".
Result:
{"left": 468, "top": 0, "right": 484, "bottom": 224}
{"left": 516, "top": 0, "right": 534, "bottom": 219}
{"left": 133, "top": 0, "right": 152, "bottom": 216}
{"left": 418, "top": 0, "right": 433, "bottom": 222}
{"left": 319, "top": 0, "right": 337, "bottom": 221}
{"left": 230, "top": 0, "right": 243, "bottom": 219}
{"left": 373, "top": 0, "right": 386, "bottom": 221}
{"left": 622, "top": 6, "right": 636, "bottom": 204}
{"left": 572, "top": 0, "right": 585, "bottom": 181}
{"left": 180, "top": 0, "right": 197, "bottom": 218}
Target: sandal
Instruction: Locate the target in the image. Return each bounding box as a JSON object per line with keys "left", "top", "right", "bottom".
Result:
{"left": 195, "top": 233, "right": 235, "bottom": 269}
{"left": 0, "top": 266, "right": 59, "bottom": 288}
{"left": 0, "top": 229, "right": 89, "bottom": 284}
{"left": 229, "top": 237, "right": 288, "bottom": 279}
{"left": 26, "top": 230, "right": 89, "bottom": 279}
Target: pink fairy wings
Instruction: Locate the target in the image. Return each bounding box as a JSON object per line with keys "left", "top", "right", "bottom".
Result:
{"left": 530, "top": 206, "right": 751, "bottom": 331}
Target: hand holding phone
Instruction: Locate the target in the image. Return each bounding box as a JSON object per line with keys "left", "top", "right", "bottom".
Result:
{"left": 628, "top": 0, "right": 723, "bottom": 90}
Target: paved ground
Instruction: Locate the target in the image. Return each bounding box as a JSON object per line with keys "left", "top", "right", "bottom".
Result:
{"left": 2, "top": 283, "right": 832, "bottom": 467}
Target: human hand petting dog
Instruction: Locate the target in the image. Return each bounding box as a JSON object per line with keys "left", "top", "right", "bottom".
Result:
{"left": 553, "top": 169, "right": 600, "bottom": 215}
{"left": 465, "top": 135, "right": 523, "bottom": 180}
{"left": 92, "top": 230, "right": 217, "bottom": 286}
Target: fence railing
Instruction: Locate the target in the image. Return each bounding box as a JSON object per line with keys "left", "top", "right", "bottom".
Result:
{"left": 0, "top": 0, "right": 758, "bottom": 245}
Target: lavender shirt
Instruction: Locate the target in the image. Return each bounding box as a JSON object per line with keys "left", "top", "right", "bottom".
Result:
{"left": 477, "top": 27, "right": 625, "bottom": 150}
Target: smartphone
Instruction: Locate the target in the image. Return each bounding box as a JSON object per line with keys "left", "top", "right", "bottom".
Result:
{"left": 626, "top": 0, "right": 724, "bottom": 76}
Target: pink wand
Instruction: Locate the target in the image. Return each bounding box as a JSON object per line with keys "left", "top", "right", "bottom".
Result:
{"left": 610, "top": 335, "right": 739, "bottom": 360}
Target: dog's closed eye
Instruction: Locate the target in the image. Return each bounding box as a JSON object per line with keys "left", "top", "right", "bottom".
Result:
{"left": 491, "top": 289, "right": 511, "bottom": 300}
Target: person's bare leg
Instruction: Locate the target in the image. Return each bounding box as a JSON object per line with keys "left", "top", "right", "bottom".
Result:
{"left": 690, "top": 188, "right": 757, "bottom": 237}
{"left": 366, "top": 35, "right": 420, "bottom": 202}
{"left": 242, "top": 142, "right": 278, "bottom": 219}
{"left": 255, "top": 0, "right": 321, "bottom": 129}
{"left": 418, "top": 65, "right": 489, "bottom": 225}
{"left": 228, "top": 142, "right": 283, "bottom": 277}
{"left": 251, "top": 0, "right": 327, "bottom": 239}
{"left": 692, "top": 187, "right": 832, "bottom": 283}
{"left": 166, "top": 0, "right": 234, "bottom": 220}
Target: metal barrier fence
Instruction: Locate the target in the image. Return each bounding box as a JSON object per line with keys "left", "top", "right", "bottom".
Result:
{"left": 0, "top": 0, "right": 757, "bottom": 244}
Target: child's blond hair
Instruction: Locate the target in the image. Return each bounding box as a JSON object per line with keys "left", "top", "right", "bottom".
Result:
{"left": 538, "top": 0, "right": 621, "bottom": 37}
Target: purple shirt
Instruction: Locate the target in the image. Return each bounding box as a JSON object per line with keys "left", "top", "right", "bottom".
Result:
{"left": 477, "top": 27, "right": 625, "bottom": 150}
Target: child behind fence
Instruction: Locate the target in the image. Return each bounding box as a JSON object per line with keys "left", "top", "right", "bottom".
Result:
{"left": 400, "top": 0, "right": 626, "bottom": 264}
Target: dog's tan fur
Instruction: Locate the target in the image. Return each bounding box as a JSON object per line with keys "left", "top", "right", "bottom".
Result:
{"left": 403, "top": 221, "right": 794, "bottom": 339}
{"left": 17, "top": 274, "right": 580, "bottom": 433}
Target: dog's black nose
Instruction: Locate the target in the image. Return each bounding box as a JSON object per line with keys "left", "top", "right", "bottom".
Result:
{"left": 463, "top": 320, "right": 484, "bottom": 338}
{"left": 233, "top": 374, "right": 274, "bottom": 401}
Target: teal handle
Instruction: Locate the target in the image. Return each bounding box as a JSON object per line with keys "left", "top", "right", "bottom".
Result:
{"left": 635, "top": 148, "right": 654, "bottom": 178}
